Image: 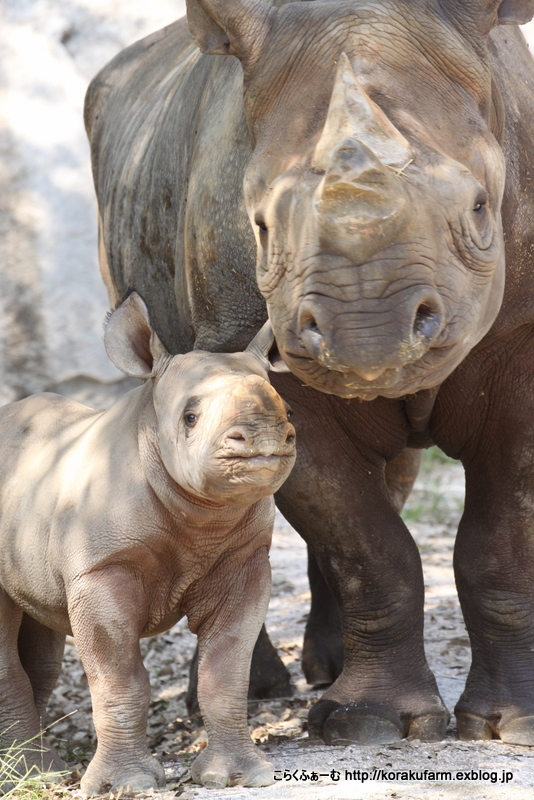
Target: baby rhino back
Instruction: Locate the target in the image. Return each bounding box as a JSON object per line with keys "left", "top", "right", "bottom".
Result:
{"left": 0, "top": 395, "right": 100, "bottom": 615}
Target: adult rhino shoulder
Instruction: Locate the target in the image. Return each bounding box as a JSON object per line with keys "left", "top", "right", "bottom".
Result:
{"left": 86, "top": 15, "right": 262, "bottom": 357}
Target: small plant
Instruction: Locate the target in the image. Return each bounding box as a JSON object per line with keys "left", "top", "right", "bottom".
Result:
{"left": 0, "top": 743, "right": 67, "bottom": 798}
{"left": 0, "top": 717, "right": 75, "bottom": 799}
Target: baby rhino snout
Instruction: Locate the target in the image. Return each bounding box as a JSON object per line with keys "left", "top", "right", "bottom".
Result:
{"left": 222, "top": 378, "right": 295, "bottom": 459}
{"left": 224, "top": 422, "right": 295, "bottom": 458}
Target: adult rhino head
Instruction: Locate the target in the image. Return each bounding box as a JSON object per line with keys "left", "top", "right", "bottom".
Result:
{"left": 187, "top": 0, "right": 533, "bottom": 399}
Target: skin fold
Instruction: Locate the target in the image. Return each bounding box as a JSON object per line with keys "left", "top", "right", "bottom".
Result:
{"left": 0, "top": 293, "right": 295, "bottom": 793}
{"left": 85, "top": 0, "right": 534, "bottom": 746}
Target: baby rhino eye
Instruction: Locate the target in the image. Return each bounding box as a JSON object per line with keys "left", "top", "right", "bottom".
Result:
{"left": 473, "top": 190, "right": 488, "bottom": 214}
{"left": 184, "top": 413, "right": 198, "bottom": 427}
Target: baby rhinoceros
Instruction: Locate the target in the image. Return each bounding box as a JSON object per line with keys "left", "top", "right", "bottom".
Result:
{"left": 0, "top": 292, "right": 296, "bottom": 794}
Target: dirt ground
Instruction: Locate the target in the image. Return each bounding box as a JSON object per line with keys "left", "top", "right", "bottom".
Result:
{"left": 37, "top": 380, "right": 534, "bottom": 800}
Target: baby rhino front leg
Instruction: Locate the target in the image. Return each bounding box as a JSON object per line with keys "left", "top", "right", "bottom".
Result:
{"left": 190, "top": 546, "right": 274, "bottom": 789}
{"left": 68, "top": 570, "right": 165, "bottom": 796}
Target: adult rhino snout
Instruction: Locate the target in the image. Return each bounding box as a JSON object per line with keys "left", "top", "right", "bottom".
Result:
{"left": 298, "top": 291, "right": 445, "bottom": 381}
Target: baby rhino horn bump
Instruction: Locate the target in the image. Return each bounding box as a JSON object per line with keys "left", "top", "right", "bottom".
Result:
{"left": 312, "top": 52, "right": 413, "bottom": 171}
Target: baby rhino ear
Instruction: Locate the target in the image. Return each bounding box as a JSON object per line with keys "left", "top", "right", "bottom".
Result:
{"left": 104, "top": 292, "right": 169, "bottom": 378}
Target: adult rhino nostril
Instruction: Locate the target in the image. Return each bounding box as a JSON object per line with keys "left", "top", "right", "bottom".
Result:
{"left": 305, "top": 316, "right": 321, "bottom": 335}
{"left": 299, "top": 311, "right": 325, "bottom": 361}
{"left": 413, "top": 302, "right": 443, "bottom": 343}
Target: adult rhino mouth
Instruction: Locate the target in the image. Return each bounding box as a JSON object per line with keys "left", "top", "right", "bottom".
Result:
{"left": 280, "top": 336, "right": 463, "bottom": 400}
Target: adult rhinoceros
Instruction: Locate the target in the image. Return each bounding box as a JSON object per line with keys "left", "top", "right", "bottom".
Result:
{"left": 85, "top": 0, "right": 534, "bottom": 746}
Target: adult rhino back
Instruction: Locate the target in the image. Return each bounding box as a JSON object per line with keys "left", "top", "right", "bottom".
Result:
{"left": 86, "top": 18, "right": 262, "bottom": 355}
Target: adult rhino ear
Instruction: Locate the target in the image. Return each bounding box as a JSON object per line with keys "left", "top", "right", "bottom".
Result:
{"left": 498, "top": 0, "right": 534, "bottom": 24}
{"left": 186, "top": 0, "right": 273, "bottom": 61}
{"left": 104, "top": 291, "right": 169, "bottom": 379}
{"left": 245, "top": 320, "right": 290, "bottom": 373}
{"left": 450, "top": 0, "right": 534, "bottom": 32}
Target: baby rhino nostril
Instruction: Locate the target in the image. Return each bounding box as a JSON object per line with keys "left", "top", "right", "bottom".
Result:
{"left": 413, "top": 302, "right": 443, "bottom": 343}
{"left": 227, "top": 433, "right": 246, "bottom": 441}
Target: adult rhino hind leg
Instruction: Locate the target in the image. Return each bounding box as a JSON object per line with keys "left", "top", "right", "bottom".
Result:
{"left": 301, "top": 448, "right": 422, "bottom": 688}
{"left": 301, "top": 549, "right": 344, "bottom": 687}
{"left": 273, "top": 376, "right": 448, "bottom": 745}
{"left": 385, "top": 448, "right": 423, "bottom": 515}
{"left": 185, "top": 624, "right": 291, "bottom": 715}
{"left": 434, "top": 340, "right": 534, "bottom": 746}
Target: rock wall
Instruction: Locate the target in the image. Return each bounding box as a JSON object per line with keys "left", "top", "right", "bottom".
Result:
{"left": 0, "top": 0, "right": 185, "bottom": 405}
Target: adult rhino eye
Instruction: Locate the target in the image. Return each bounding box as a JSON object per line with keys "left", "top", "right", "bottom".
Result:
{"left": 184, "top": 413, "right": 198, "bottom": 427}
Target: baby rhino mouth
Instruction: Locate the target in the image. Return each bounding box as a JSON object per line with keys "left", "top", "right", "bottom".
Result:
{"left": 217, "top": 427, "right": 296, "bottom": 473}
{"left": 220, "top": 453, "right": 293, "bottom": 472}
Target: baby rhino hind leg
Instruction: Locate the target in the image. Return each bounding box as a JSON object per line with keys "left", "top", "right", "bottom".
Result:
{"left": 0, "top": 591, "right": 66, "bottom": 784}
{"left": 18, "top": 614, "right": 66, "bottom": 725}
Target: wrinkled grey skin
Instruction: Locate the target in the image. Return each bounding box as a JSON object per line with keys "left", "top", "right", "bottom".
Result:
{"left": 86, "top": 0, "right": 534, "bottom": 747}
{"left": 0, "top": 292, "right": 295, "bottom": 793}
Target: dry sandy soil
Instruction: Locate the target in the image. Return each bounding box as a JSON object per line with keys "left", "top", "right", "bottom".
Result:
{"left": 35, "top": 382, "right": 534, "bottom": 800}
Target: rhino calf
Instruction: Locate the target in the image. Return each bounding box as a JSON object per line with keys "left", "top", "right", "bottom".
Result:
{"left": 0, "top": 292, "right": 296, "bottom": 794}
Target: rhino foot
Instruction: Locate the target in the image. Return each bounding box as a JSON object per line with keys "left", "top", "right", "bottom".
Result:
{"left": 309, "top": 699, "right": 449, "bottom": 745}
{"left": 191, "top": 745, "right": 274, "bottom": 789}
{"left": 455, "top": 674, "right": 534, "bottom": 746}
{"left": 457, "top": 711, "right": 534, "bottom": 745}
{"left": 80, "top": 755, "right": 165, "bottom": 797}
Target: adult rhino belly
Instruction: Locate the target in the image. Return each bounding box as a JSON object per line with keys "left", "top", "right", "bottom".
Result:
{"left": 88, "top": 20, "right": 264, "bottom": 356}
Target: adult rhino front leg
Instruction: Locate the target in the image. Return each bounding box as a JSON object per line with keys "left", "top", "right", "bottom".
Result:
{"left": 301, "top": 448, "right": 422, "bottom": 688}
{"left": 433, "top": 334, "right": 534, "bottom": 745}
{"left": 273, "top": 375, "right": 448, "bottom": 744}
